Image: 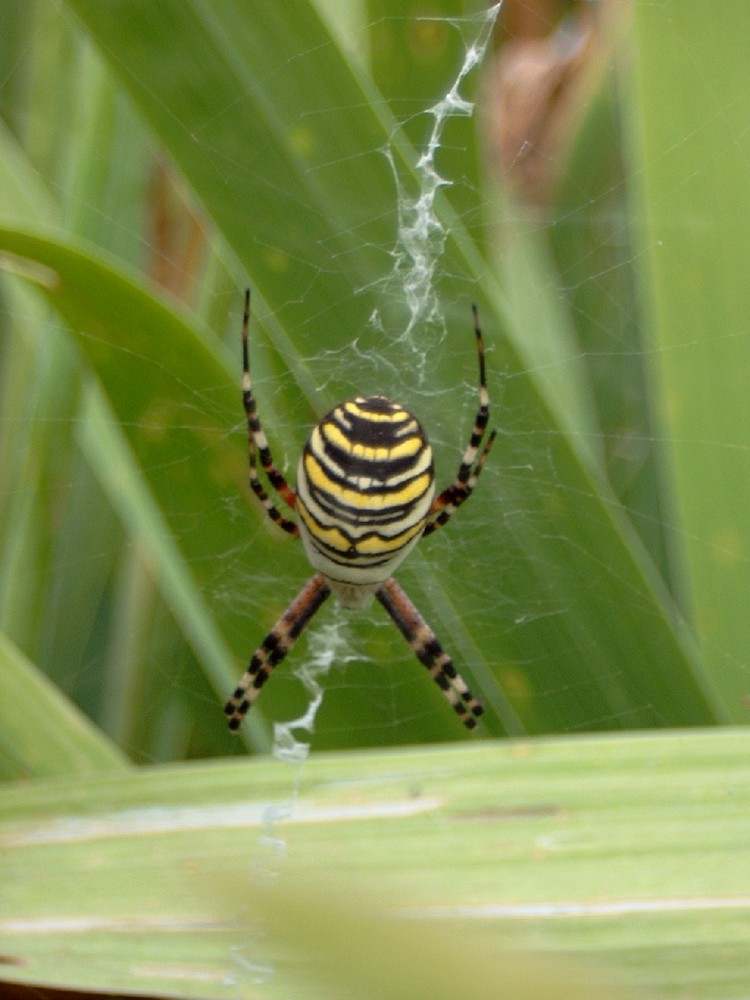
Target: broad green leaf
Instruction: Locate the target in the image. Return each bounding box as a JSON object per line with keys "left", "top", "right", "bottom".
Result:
{"left": 0, "top": 730, "right": 748, "bottom": 997}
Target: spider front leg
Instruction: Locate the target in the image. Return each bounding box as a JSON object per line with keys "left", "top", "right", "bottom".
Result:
{"left": 423, "top": 303, "right": 497, "bottom": 537}
{"left": 376, "top": 577, "right": 483, "bottom": 729}
{"left": 241, "top": 288, "right": 299, "bottom": 537}
{"left": 225, "top": 573, "right": 331, "bottom": 730}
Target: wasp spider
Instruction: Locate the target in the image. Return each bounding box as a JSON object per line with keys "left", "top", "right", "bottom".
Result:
{"left": 224, "top": 291, "right": 496, "bottom": 731}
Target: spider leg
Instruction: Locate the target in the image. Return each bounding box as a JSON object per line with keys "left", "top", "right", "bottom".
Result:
{"left": 224, "top": 573, "right": 331, "bottom": 730}
{"left": 423, "top": 304, "right": 496, "bottom": 538}
{"left": 422, "top": 428, "right": 496, "bottom": 537}
{"left": 376, "top": 577, "right": 483, "bottom": 729}
{"left": 242, "top": 288, "right": 299, "bottom": 537}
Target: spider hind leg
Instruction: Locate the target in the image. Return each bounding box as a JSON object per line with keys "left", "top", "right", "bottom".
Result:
{"left": 225, "top": 573, "right": 331, "bottom": 730}
{"left": 376, "top": 577, "right": 483, "bottom": 730}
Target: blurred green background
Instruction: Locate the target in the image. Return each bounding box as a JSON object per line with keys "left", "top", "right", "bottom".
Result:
{"left": 1, "top": 0, "right": 749, "bottom": 771}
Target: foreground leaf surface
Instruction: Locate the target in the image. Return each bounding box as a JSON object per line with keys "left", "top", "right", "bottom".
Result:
{"left": 1, "top": 729, "right": 748, "bottom": 998}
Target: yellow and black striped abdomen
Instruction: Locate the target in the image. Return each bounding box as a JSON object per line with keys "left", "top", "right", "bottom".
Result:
{"left": 295, "top": 396, "right": 435, "bottom": 597}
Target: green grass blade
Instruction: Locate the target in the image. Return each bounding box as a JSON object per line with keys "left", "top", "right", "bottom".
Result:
{"left": 0, "top": 631, "right": 128, "bottom": 780}
{"left": 629, "top": 2, "right": 750, "bottom": 720}
{"left": 0, "top": 227, "right": 272, "bottom": 753}
{"left": 0, "top": 9, "right": 211, "bottom": 762}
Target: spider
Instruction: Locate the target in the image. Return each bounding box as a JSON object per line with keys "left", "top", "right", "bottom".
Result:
{"left": 224, "top": 290, "right": 496, "bottom": 731}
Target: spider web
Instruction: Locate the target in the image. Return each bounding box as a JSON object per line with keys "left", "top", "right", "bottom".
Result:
{"left": 253, "top": 4, "right": 502, "bottom": 758}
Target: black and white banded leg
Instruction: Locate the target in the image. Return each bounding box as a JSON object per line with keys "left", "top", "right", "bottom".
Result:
{"left": 376, "top": 577, "right": 484, "bottom": 729}
{"left": 224, "top": 573, "right": 331, "bottom": 730}
{"left": 423, "top": 304, "right": 496, "bottom": 538}
{"left": 241, "top": 288, "right": 299, "bottom": 537}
